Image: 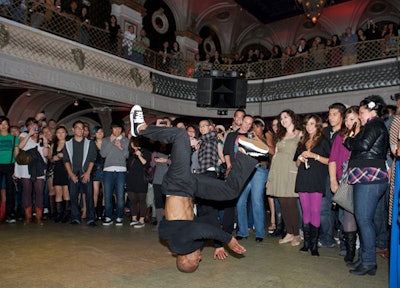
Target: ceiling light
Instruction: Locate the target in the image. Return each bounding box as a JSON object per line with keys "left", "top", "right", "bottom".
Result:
{"left": 74, "top": 99, "right": 79, "bottom": 106}
{"left": 298, "top": 0, "right": 326, "bottom": 24}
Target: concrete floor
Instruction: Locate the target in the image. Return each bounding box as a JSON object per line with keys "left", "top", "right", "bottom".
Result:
{"left": 0, "top": 220, "right": 388, "bottom": 288}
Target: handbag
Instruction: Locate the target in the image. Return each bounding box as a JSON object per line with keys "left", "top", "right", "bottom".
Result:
{"left": 15, "top": 149, "right": 33, "bottom": 165}
{"left": 332, "top": 173, "right": 354, "bottom": 214}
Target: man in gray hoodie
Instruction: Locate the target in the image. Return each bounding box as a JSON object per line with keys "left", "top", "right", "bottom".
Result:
{"left": 100, "top": 121, "right": 130, "bottom": 226}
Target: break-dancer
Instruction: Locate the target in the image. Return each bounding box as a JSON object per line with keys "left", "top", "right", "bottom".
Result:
{"left": 130, "top": 105, "right": 266, "bottom": 273}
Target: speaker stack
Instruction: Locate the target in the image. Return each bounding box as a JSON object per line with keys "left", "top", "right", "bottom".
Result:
{"left": 196, "top": 74, "right": 247, "bottom": 108}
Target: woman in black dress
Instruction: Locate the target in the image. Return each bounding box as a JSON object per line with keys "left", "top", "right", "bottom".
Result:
{"left": 91, "top": 126, "right": 105, "bottom": 220}
{"left": 126, "top": 137, "right": 151, "bottom": 228}
{"left": 295, "top": 114, "right": 330, "bottom": 256}
{"left": 51, "top": 125, "right": 70, "bottom": 223}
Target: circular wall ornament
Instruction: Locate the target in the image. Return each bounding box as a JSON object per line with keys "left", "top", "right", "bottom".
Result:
{"left": 203, "top": 36, "right": 216, "bottom": 55}
{"left": 152, "top": 8, "right": 169, "bottom": 34}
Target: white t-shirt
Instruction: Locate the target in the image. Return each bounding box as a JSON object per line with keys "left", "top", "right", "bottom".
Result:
{"left": 14, "top": 132, "right": 46, "bottom": 179}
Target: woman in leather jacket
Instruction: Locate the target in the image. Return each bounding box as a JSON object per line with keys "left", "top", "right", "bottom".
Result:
{"left": 343, "top": 95, "right": 389, "bottom": 276}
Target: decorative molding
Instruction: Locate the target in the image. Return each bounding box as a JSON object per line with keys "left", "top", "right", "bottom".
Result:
{"left": 0, "top": 23, "right": 9, "bottom": 48}
{"left": 152, "top": 8, "right": 169, "bottom": 34}
{"left": 130, "top": 67, "right": 142, "bottom": 87}
{"left": 113, "top": 0, "right": 147, "bottom": 16}
{"left": 175, "top": 30, "right": 202, "bottom": 44}
{"left": 71, "top": 48, "right": 85, "bottom": 70}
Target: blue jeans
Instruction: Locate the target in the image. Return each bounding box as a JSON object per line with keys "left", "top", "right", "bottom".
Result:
{"left": 236, "top": 165, "right": 268, "bottom": 238}
{"left": 103, "top": 171, "right": 126, "bottom": 219}
{"left": 319, "top": 176, "right": 336, "bottom": 246}
{"left": 131, "top": 51, "right": 144, "bottom": 65}
{"left": 374, "top": 185, "right": 389, "bottom": 249}
{"left": 353, "top": 181, "right": 387, "bottom": 266}
{"left": 69, "top": 179, "right": 95, "bottom": 223}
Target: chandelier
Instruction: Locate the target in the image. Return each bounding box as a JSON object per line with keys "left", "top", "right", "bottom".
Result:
{"left": 297, "top": 0, "right": 326, "bottom": 24}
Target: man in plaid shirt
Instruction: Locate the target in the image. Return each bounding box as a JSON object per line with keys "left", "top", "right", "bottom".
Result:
{"left": 197, "top": 119, "right": 219, "bottom": 176}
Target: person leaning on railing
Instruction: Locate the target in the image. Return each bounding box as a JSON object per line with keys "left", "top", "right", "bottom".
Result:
{"left": 78, "top": 5, "right": 90, "bottom": 45}
{"left": 131, "top": 28, "right": 150, "bottom": 65}
{"left": 104, "top": 15, "right": 121, "bottom": 54}
{"left": 122, "top": 25, "right": 136, "bottom": 61}
{"left": 30, "top": 0, "right": 46, "bottom": 28}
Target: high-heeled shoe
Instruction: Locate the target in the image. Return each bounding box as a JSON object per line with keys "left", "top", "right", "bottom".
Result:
{"left": 268, "top": 223, "right": 276, "bottom": 234}
{"left": 349, "top": 264, "right": 377, "bottom": 276}
{"left": 291, "top": 235, "right": 301, "bottom": 246}
{"left": 279, "top": 233, "right": 294, "bottom": 244}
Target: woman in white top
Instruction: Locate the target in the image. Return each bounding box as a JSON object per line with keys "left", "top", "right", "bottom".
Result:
{"left": 15, "top": 117, "right": 49, "bottom": 225}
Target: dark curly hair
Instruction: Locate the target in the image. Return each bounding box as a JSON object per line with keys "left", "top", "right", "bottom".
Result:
{"left": 359, "top": 95, "right": 387, "bottom": 117}
{"left": 297, "top": 114, "right": 324, "bottom": 151}
{"left": 276, "top": 109, "right": 300, "bottom": 141}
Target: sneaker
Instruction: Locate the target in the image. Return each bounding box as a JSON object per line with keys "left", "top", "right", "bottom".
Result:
{"left": 130, "top": 220, "right": 139, "bottom": 226}
{"left": 70, "top": 219, "right": 81, "bottom": 225}
{"left": 102, "top": 217, "right": 113, "bottom": 226}
{"left": 115, "top": 217, "right": 123, "bottom": 226}
{"left": 133, "top": 221, "right": 145, "bottom": 228}
{"left": 317, "top": 241, "right": 336, "bottom": 248}
{"left": 130, "top": 105, "right": 145, "bottom": 137}
{"left": 5, "top": 217, "right": 16, "bottom": 224}
{"left": 87, "top": 220, "right": 97, "bottom": 227}
{"left": 238, "top": 138, "right": 269, "bottom": 155}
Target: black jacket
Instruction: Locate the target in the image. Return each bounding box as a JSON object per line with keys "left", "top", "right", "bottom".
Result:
{"left": 344, "top": 117, "right": 388, "bottom": 168}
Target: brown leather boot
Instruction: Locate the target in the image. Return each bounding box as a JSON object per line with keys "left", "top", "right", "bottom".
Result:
{"left": 24, "top": 206, "right": 32, "bottom": 225}
{"left": 35, "top": 207, "right": 43, "bottom": 225}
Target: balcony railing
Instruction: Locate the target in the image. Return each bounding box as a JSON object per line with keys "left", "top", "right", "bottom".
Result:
{"left": 1, "top": 1, "right": 399, "bottom": 80}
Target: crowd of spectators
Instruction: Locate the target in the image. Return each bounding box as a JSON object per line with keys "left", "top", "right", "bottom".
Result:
{"left": 192, "top": 21, "right": 399, "bottom": 78}
{"left": 1, "top": 93, "right": 398, "bottom": 276}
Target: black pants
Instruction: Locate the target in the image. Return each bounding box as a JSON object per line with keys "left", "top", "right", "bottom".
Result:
{"left": 140, "top": 126, "right": 257, "bottom": 201}
{"left": 0, "top": 163, "right": 15, "bottom": 218}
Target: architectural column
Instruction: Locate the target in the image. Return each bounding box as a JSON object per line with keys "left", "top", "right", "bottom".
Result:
{"left": 111, "top": 1, "right": 146, "bottom": 33}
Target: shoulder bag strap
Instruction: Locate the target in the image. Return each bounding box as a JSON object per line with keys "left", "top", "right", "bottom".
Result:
{"left": 10, "top": 136, "right": 16, "bottom": 163}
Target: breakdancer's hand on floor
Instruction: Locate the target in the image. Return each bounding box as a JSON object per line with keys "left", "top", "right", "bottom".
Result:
{"left": 213, "top": 247, "right": 229, "bottom": 260}
{"left": 227, "top": 237, "right": 246, "bottom": 254}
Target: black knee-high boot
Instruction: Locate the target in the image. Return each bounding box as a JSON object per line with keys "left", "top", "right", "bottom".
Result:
{"left": 54, "top": 201, "right": 63, "bottom": 223}
{"left": 344, "top": 231, "right": 357, "bottom": 263}
{"left": 300, "top": 223, "right": 310, "bottom": 252}
{"left": 310, "top": 224, "right": 320, "bottom": 256}
{"left": 62, "top": 200, "right": 71, "bottom": 223}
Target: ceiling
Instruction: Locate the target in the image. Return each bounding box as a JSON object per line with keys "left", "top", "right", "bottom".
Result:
{"left": 234, "top": 0, "right": 351, "bottom": 24}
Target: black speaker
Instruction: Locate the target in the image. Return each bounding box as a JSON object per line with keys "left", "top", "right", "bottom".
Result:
{"left": 197, "top": 78, "right": 215, "bottom": 107}
{"left": 197, "top": 77, "right": 247, "bottom": 108}
{"left": 233, "top": 78, "right": 247, "bottom": 108}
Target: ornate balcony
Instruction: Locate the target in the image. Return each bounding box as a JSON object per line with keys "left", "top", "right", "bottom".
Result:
{"left": 1, "top": 6, "right": 399, "bottom": 120}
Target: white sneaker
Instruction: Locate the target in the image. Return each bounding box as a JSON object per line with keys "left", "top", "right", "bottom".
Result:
{"left": 115, "top": 217, "right": 123, "bottom": 226}
{"left": 130, "top": 220, "right": 139, "bottom": 226}
{"left": 134, "top": 222, "right": 145, "bottom": 228}
{"left": 238, "top": 138, "right": 269, "bottom": 155}
{"left": 130, "top": 105, "right": 145, "bottom": 137}
{"left": 102, "top": 217, "right": 113, "bottom": 226}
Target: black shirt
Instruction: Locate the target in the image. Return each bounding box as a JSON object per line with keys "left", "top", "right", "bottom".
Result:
{"left": 158, "top": 215, "right": 232, "bottom": 255}
{"left": 294, "top": 137, "right": 331, "bottom": 195}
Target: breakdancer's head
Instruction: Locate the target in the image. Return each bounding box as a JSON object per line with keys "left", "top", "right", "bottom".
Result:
{"left": 176, "top": 249, "right": 202, "bottom": 273}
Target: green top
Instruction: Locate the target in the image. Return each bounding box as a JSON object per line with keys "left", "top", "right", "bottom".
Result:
{"left": 0, "top": 133, "right": 19, "bottom": 164}
{"left": 132, "top": 36, "right": 150, "bottom": 54}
